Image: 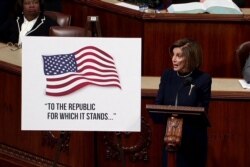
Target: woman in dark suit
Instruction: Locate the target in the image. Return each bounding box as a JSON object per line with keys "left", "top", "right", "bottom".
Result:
{"left": 155, "top": 38, "right": 212, "bottom": 167}
{"left": 2, "top": 0, "right": 57, "bottom": 45}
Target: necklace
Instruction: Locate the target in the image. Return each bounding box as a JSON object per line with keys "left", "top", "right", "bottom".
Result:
{"left": 176, "top": 71, "right": 192, "bottom": 78}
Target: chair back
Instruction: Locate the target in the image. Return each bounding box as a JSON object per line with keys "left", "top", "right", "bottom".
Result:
{"left": 236, "top": 41, "right": 250, "bottom": 73}
{"left": 49, "top": 26, "right": 85, "bottom": 37}
{"left": 44, "top": 11, "right": 71, "bottom": 27}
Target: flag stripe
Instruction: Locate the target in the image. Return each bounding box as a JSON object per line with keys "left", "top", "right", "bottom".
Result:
{"left": 47, "top": 77, "right": 120, "bottom": 88}
{"left": 46, "top": 82, "right": 121, "bottom": 96}
{"left": 47, "top": 72, "right": 119, "bottom": 82}
{"left": 47, "top": 74, "right": 119, "bottom": 86}
{"left": 46, "top": 79, "right": 121, "bottom": 96}
{"left": 77, "top": 63, "right": 116, "bottom": 73}
{"left": 43, "top": 46, "right": 121, "bottom": 96}
{"left": 76, "top": 52, "right": 115, "bottom": 67}
{"left": 74, "top": 46, "right": 114, "bottom": 61}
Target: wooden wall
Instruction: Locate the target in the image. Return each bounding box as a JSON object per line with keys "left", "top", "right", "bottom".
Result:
{"left": 1, "top": 67, "right": 250, "bottom": 167}
{"left": 1, "top": 0, "right": 250, "bottom": 167}
{"left": 61, "top": 0, "right": 250, "bottom": 78}
{"left": 0, "top": 64, "right": 95, "bottom": 167}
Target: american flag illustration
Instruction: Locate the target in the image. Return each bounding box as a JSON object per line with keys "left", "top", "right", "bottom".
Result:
{"left": 42, "top": 46, "right": 121, "bottom": 96}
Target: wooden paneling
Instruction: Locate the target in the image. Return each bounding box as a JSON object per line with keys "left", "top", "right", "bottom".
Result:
{"left": 143, "top": 20, "right": 250, "bottom": 76}
{"left": 2, "top": 0, "right": 250, "bottom": 166}
{"left": 61, "top": 0, "right": 87, "bottom": 27}
{"left": 0, "top": 65, "right": 95, "bottom": 167}
{"left": 207, "top": 100, "right": 250, "bottom": 167}
{"left": 141, "top": 77, "right": 250, "bottom": 167}
{"left": 138, "top": 97, "right": 250, "bottom": 167}
{"left": 1, "top": 63, "right": 250, "bottom": 167}
{"left": 61, "top": 0, "right": 250, "bottom": 77}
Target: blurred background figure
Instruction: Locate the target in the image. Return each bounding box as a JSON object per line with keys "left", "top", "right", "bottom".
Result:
{"left": 1, "top": 0, "right": 58, "bottom": 45}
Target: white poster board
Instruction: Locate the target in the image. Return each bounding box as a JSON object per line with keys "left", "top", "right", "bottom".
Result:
{"left": 22, "top": 37, "right": 141, "bottom": 131}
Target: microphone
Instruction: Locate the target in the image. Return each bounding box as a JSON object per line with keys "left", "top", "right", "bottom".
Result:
{"left": 175, "top": 77, "right": 192, "bottom": 106}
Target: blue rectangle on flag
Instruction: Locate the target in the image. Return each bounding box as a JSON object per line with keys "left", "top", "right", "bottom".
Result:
{"left": 42, "top": 54, "right": 77, "bottom": 75}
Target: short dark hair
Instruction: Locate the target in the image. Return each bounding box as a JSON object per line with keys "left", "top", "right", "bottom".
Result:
{"left": 16, "top": 0, "right": 44, "bottom": 14}
{"left": 169, "top": 38, "right": 203, "bottom": 71}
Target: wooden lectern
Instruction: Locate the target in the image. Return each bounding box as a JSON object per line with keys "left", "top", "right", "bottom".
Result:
{"left": 146, "top": 104, "right": 210, "bottom": 167}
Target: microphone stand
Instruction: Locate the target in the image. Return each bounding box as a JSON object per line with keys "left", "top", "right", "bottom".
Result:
{"left": 175, "top": 77, "right": 192, "bottom": 107}
{"left": 165, "top": 77, "right": 192, "bottom": 167}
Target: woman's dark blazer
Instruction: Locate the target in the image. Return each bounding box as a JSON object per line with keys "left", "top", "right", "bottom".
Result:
{"left": 5, "top": 13, "right": 57, "bottom": 43}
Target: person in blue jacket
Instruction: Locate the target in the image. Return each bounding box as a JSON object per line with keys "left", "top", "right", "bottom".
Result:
{"left": 155, "top": 38, "right": 212, "bottom": 167}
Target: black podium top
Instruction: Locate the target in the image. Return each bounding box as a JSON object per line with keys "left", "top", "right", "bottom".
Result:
{"left": 146, "top": 104, "right": 210, "bottom": 127}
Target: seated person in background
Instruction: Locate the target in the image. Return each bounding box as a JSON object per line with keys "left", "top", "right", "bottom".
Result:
{"left": 1, "top": 0, "right": 58, "bottom": 45}
{"left": 243, "top": 55, "right": 250, "bottom": 83}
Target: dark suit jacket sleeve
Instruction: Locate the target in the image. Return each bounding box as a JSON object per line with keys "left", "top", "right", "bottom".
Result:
{"left": 155, "top": 70, "right": 167, "bottom": 105}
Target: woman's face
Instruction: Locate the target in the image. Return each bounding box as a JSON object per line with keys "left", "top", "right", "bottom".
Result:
{"left": 172, "top": 47, "right": 188, "bottom": 73}
{"left": 23, "top": 0, "right": 40, "bottom": 20}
